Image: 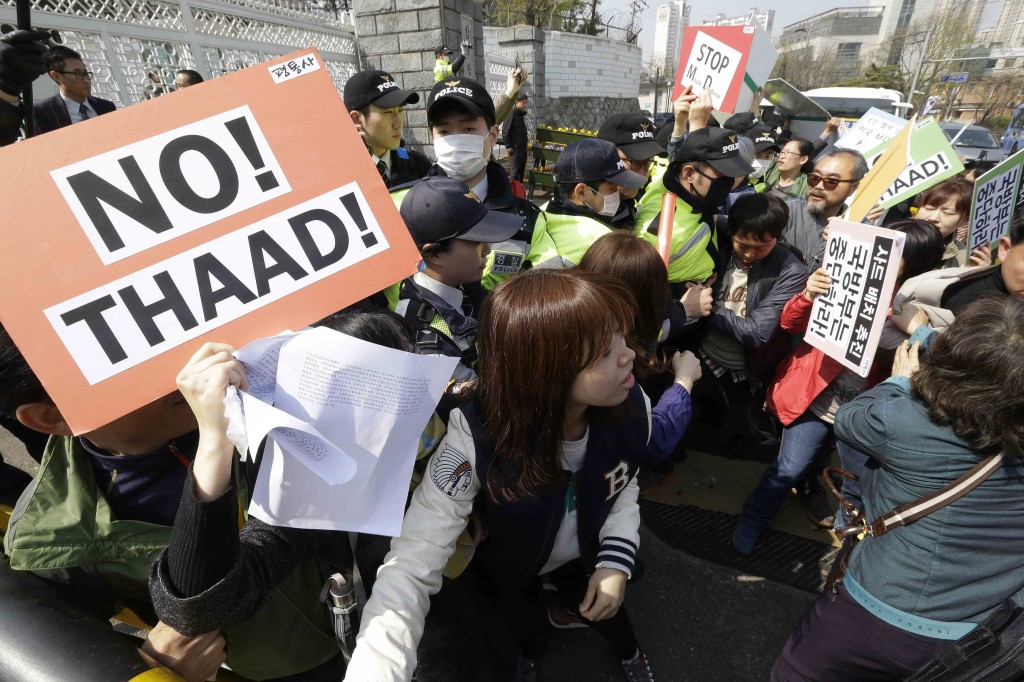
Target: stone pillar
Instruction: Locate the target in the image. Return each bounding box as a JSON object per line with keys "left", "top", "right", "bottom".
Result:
{"left": 489, "top": 25, "right": 546, "bottom": 128}
{"left": 352, "top": 0, "right": 483, "bottom": 158}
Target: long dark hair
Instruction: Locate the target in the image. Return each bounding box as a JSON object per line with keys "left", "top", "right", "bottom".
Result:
{"left": 576, "top": 231, "right": 668, "bottom": 374}
{"left": 468, "top": 269, "right": 637, "bottom": 502}
{"left": 890, "top": 219, "right": 945, "bottom": 285}
{"left": 911, "top": 296, "right": 1024, "bottom": 457}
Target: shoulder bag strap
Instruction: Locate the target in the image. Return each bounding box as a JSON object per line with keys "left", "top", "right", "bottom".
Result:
{"left": 870, "top": 453, "right": 1005, "bottom": 537}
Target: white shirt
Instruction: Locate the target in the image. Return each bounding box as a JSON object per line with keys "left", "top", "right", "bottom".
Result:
{"left": 539, "top": 429, "right": 588, "bottom": 575}
{"left": 61, "top": 93, "right": 95, "bottom": 124}
{"left": 470, "top": 174, "right": 489, "bottom": 200}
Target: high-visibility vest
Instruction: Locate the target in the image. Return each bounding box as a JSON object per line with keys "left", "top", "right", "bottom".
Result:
{"left": 527, "top": 202, "right": 613, "bottom": 270}
{"left": 434, "top": 59, "right": 455, "bottom": 82}
{"left": 635, "top": 174, "right": 717, "bottom": 283}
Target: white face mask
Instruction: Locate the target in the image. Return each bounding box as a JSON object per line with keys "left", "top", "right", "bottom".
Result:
{"left": 749, "top": 159, "right": 768, "bottom": 179}
{"left": 590, "top": 185, "right": 621, "bottom": 217}
{"left": 434, "top": 133, "right": 489, "bottom": 181}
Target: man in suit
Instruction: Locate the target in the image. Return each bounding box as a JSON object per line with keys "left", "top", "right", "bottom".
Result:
{"left": 502, "top": 93, "right": 528, "bottom": 182}
{"left": 33, "top": 45, "right": 115, "bottom": 135}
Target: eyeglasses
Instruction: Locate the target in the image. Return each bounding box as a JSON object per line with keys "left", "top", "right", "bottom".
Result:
{"left": 778, "top": 150, "right": 802, "bottom": 158}
{"left": 59, "top": 70, "right": 94, "bottom": 80}
{"left": 806, "top": 173, "right": 856, "bottom": 191}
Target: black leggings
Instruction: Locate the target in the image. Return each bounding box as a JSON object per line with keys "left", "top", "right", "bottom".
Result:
{"left": 481, "top": 559, "right": 639, "bottom": 661}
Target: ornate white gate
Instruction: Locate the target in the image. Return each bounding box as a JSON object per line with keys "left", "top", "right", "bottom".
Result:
{"left": 0, "top": 0, "right": 358, "bottom": 106}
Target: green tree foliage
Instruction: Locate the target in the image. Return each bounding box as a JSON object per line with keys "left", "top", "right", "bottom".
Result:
{"left": 485, "top": 0, "right": 604, "bottom": 35}
{"left": 835, "top": 64, "right": 906, "bottom": 92}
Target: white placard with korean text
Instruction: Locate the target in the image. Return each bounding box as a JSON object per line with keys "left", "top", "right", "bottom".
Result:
{"left": 968, "top": 149, "right": 1024, "bottom": 252}
{"left": 805, "top": 220, "right": 906, "bottom": 377}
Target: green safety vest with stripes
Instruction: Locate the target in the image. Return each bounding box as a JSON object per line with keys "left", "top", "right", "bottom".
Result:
{"left": 635, "top": 174, "right": 717, "bottom": 283}
{"left": 434, "top": 59, "right": 455, "bottom": 82}
{"left": 527, "top": 202, "right": 615, "bottom": 270}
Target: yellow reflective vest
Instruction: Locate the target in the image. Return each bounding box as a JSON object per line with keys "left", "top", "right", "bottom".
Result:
{"left": 635, "top": 174, "right": 718, "bottom": 284}
{"left": 527, "top": 201, "right": 614, "bottom": 270}
{"left": 434, "top": 59, "right": 455, "bottom": 82}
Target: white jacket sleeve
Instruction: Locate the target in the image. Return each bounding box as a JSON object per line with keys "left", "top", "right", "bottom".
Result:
{"left": 595, "top": 390, "right": 650, "bottom": 578}
{"left": 344, "top": 408, "right": 479, "bottom": 682}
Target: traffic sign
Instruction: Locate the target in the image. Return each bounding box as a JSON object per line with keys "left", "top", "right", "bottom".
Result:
{"left": 941, "top": 73, "right": 969, "bottom": 83}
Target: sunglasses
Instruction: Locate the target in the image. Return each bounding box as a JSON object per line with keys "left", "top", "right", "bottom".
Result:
{"left": 807, "top": 174, "right": 856, "bottom": 191}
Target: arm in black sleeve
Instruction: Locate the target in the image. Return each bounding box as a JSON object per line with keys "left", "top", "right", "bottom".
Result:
{"left": 150, "top": 471, "right": 321, "bottom": 635}
{"left": 450, "top": 53, "right": 465, "bottom": 75}
{"left": 0, "top": 98, "right": 21, "bottom": 146}
{"left": 811, "top": 136, "right": 828, "bottom": 157}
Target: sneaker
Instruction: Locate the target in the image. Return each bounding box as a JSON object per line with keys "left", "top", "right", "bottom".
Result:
{"left": 515, "top": 654, "right": 537, "bottom": 682}
{"left": 547, "top": 602, "right": 588, "bottom": 629}
{"left": 637, "top": 462, "right": 674, "bottom": 494}
{"left": 802, "top": 488, "right": 836, "bottom": 528}
{"left": 732, "top": 515, "right": 762, "bottom": 556}
{"left": 622, "top": 648, "right": 655, "bottom": 681}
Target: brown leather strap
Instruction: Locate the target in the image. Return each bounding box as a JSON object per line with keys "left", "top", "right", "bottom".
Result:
{"left": 869, "top": 454, "right": 1004, "bottom": 537}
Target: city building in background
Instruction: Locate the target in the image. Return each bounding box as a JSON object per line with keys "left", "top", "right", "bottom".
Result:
{"left": 651, "top": 0, "right": 689, "bottom": 72}
{"left": 702, "top": 7, "right": 774, "bottom": 35}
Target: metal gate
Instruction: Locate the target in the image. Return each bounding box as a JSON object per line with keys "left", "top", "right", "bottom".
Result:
{"left": 0, "top": 0, "right": 358, "bottom": 107}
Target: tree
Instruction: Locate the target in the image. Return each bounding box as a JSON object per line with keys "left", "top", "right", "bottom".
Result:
{"left": 965, "top": 72, "right": 1024, "bottom": 126}
{"left": 771, "top": 44, "right": 843, "bottom": 91}
{"left": 835, "top": 64, "right": 905, "bottom": 92}
{"left": 485, "top": 0, "right": 606, "bottom": 34}
{"left": 893, "top": 5, "right": 980, "bottom": 112}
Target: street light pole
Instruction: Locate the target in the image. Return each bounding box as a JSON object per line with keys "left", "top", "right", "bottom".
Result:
{"left": 908, "top": 26, "right": 934, "bottom": 112}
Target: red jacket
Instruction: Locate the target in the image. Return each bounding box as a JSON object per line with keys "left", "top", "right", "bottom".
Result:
{"left": 765, "top": 293, "right": 888, "bottom": 426}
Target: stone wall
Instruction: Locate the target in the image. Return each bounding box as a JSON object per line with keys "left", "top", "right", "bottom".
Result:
{"left": 352, "top": 0, "right": 484, "bottom": 157}
{"left": 483, "top": 25, "right": 642, "bottom": 132}
{"left": 544, "top": 96, "right": 641, "bottom": 130}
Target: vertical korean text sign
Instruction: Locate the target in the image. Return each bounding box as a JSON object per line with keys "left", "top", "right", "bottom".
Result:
{"left": 0, "top": 49, "right": 421, "bottom": 434}
{"left": 968, "top": 149, "right": 1024, "bottom": 252}
{"left": 804, "top": 220, "right": 905, "bottom": 377}
{"left": 671, "top": 24, "right": 778, "bottom": 114}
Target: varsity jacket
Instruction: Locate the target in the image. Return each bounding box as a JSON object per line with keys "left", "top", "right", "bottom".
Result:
{"left": 344, "top": 388, "right": 651, "bottom": 681}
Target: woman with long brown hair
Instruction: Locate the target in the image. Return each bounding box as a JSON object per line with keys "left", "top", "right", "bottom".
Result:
{"left": 344, "top": 269, "right": 656, "bottom": 682}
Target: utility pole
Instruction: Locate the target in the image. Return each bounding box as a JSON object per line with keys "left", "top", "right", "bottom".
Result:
{"left": 627, "top": 0, "right": 647, "bottom": 44}
{"left": 907, "top": 27, "right": 934, "bottom": 113}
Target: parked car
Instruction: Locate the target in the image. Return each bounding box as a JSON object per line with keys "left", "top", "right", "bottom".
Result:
{"left": 939, "top": 122, "right": 1005, "bottom": 171}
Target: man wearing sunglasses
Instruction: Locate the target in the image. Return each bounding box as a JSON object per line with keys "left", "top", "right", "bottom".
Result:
{"left": 34, "top": 45, "right": 115, "bottom": 136}
{"left": 781, "top": 149, "right": 868, "bottom": 271}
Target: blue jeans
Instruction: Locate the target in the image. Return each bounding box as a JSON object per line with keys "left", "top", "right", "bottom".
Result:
{"left": 742, "top": 410, "right": 835, "bottom": 532}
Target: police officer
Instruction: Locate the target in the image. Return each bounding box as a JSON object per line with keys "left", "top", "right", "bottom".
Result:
{"left": 723, "top": 112, "right": 779, "bottom": 193}
{"left": 528, "top": 137, "right": 647, "bottom": 269}
{"left": 597, "top": 112, "right": 667, "bottom": 224}
{"left": 636, "top": 127, "right": 754, "bottom": 295}
{"left": 343, "top": 69, "right": 431, "bottom": 188}
{"left": 433, "top": 43, "right": 470, "bottom": 83}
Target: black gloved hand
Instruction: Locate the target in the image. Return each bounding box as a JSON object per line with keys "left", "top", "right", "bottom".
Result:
{"left": 0, "top": 30, "right": 52, "bottom": 97}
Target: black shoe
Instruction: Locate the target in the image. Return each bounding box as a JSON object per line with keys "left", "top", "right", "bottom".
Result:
{"left": 515, "top": 655, "right": 537, "bottom": 682}
{"left": 622, "top": 648, "right": 655, "bottom": 681}
{"left": 802, "top": 488, "right": 835, "bottom": 528}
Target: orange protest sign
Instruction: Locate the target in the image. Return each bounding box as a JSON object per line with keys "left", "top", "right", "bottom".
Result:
{"left": 845, "top": 115, "right": 914, "bottom": 223}
{"left": 0, "top": 49, "right": 420, "bottom": 434}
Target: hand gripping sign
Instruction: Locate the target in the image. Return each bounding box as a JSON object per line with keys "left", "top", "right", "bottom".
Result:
{"left": 968, "top": 149, "right": 1024, "bottom": 253}
{"left": 672, "top": 24, "right": 778, "bottom": 114}
{"left": 805, "top": 220, "right": 905, "bottom": 377}
{"left": 0, "top": 49, "right": 420, "bottom": 434}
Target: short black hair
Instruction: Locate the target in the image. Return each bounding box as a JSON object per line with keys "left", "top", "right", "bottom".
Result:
{"left": 45, "top": 45, "right": 83, "bottom": 75}
{"left": 313, "top": 310, "right": 415, "bottom": 352}
{"left": 0, "top": 325, "right": 49, "bottom": 417}
{"left": 729, "top": 193, "right": 789, "bottom": 240}
{"left": 1010, "top": 213, "right": 1024, "bottom": 246}
{"left": 175, "top": 69, "right": 204, "bottom": 85}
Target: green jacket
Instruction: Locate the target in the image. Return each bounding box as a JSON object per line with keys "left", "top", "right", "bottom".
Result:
{"left": 635, "top": 174, "right": 718, "bottom": 283}
{"left": 4, "top": 436, "right": 339, "bottom": 680}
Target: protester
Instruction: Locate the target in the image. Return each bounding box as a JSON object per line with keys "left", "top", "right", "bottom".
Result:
{"left": 394, "top": 176, "right": 523, "bottom": 383}
{"left": 502, "top": 92, "right": 529, "bottom": 182}
{"left": 34, "top": 45, "right": 116, "bottom": 134}
{"left": 733, "top": 220, "right": 945, "bottom": 554}
{"left": 913, "top": 179, "right": 992, "bottom": 268}
{"left": 636, "top": 126, "right": 754, "bottom": 294}
{"left": 345, "top": 269, "right": 656, "bottom": 682}
{"left": 772, "top": 296, "right": 1024, "bottom": 681}
{"left": 763, "top": 138, "right": 814, "bottom": 200}
{"left": 343, "top": 69, "right": 431, "bottom": 189}
{"left": 0, "top": 327, "right": 347, "bottom": 681}
{"left": 693, "top": 193, "right": 808, "bottom": 450}
{"left": 392, "top": 76, "right": 539, "bottom": 291}
{"left": 781, "top": 149, "right": 868, "bottom": 271}
{"left": 576, "top": 231, "right": 704, "bottom": 490}
{"left": 527, "top": 137, "right": 647, "bottom": 268}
